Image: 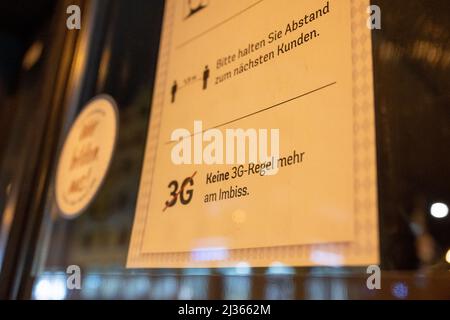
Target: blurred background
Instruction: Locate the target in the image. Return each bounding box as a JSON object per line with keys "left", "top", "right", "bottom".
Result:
{"left": 0, "top": 0, "right": 449, "bottom": 299}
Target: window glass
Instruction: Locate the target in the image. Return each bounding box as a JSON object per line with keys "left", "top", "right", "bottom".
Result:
{"left": 25, "top": 0, "right": 450, "bottom": 300}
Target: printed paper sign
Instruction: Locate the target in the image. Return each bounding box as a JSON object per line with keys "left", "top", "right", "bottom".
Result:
{"left": 128, "top": 0, "right": 379, "bottom": 268}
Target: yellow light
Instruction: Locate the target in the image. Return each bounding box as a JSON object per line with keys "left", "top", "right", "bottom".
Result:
{"left": 22, "top": 41, "right": 43, "bottom": 70}
{"left": 446, "top": 249, "right": 450, "bottom": 264}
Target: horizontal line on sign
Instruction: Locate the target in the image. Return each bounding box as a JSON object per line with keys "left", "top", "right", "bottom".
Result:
{"left": 165, "top": 81, "right": 337, "bottom": 145}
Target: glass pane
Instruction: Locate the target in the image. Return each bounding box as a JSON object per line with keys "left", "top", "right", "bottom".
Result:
{"left": 19, "top": 0, "right": 450, "bottom": 300}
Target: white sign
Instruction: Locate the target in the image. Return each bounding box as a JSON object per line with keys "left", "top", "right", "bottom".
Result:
{"left": 128, "top": 0, "right": 378, "bottom": 268}
{"left": 55, "top": 95, "right": 118, "bottom": 218}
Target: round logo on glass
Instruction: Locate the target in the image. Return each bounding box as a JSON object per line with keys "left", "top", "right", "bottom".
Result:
{"left": 55, "top": 95, "right": 118, "bottom": 218}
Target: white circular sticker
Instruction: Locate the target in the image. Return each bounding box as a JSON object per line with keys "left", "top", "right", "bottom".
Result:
{"left": 55, "top": 95, "right": 118, "bottom": 218}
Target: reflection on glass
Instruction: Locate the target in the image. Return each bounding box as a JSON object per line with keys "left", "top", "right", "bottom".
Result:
{"left": 330, "top": 279, "right": 348, "bottom": 300}
{"left": 150, "top": 276, "right": 178, "bottom": 300}
{"left": 191, "top": 247, "right": 229, "bottom": 262}
{"left": 265, "top": 263, "right": 295, "bottom": 299}
{"left": 391, "top": 282, "right": 409, "bottom": 299}
{"left": 81, "top": 274, "right": 102, "bottom": 299}
{"left": 430, "top": 202, "right": 449, "bottom": 219}
{"left": 310, "top": 250, "right": 343, "bottom": 267}
{"left": 305, "top": 278, "right": 327, "bottom": 300}
{"left": 33, "top": 273, "right": 67, "bottom": 300}
{"left": 223, "top": 277, "right": 251, "bottom": 300}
